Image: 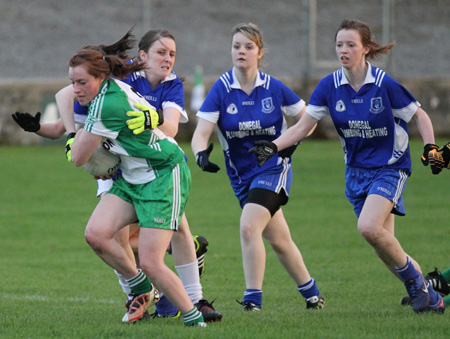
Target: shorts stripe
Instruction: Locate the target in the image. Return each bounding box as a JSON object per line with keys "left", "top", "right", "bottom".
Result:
{"left": 275, "top": 159, "right": 290, "bottom": 193}
{"left": 171, "top": 164, "right": 181, "bottom": 229}
{"left": 393, "top": 170, "right": 407, "bottom": 204}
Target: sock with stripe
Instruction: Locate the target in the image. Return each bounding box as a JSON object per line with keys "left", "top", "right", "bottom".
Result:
{"left": 182, "top": 306, "right": 204, "bottom": 326}
{"left": 126, "top": 269, "right": 151, "bottom": 295}
{"left": 297, "top": 278, "right": 319, "bottom": 299}
{"left": 243, "top": 289, "right": 262, "bottom": 308}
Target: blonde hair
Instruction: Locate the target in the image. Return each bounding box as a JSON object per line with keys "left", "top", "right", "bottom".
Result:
{"left": 231, "top": 23, "right": 265, "bottom": 67}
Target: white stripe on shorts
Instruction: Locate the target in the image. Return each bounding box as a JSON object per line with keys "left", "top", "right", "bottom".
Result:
{"left": 275, "top": 159, "right": 290, "bottom": 193}
{"left": 393, "top": 170, "right": 407, "bottom": 204}
{"left": 171, "top": 164, "right": 181, "bottom": 229}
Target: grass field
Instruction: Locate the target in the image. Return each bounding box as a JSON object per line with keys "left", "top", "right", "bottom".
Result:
{"left": 0, "top": 140, "right": 448, "bottom": 338}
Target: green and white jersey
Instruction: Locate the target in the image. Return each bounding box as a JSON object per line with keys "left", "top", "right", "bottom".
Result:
{"left": 84, "top": 78, "right": 185, "bottom": 184}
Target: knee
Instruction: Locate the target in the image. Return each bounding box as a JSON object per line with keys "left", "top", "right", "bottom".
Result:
{"left": 357, "top": 220, "right": 380, "bottom": 245}
{"left": 139, "top": 261, "right": 163, "bottom": 281}
{"left": 240, "top": 223, "right": 255, "bottom": 244}
{"left": 85, "top": 226, "right": 105, "bottom": 252}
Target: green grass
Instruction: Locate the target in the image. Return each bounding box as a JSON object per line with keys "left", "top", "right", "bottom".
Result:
{"left": 0, "top": 140, "right": 448, "bottom": 338}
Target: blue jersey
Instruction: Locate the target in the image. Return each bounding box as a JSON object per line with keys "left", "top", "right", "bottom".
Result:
{"left": 197, "top": 68, "right": 305, "bottom": 186}
{"left": 74, "top": 71, "right": 188, "bottom": 123}
{"left": 306, "top": 62, "right": 419, "bottom": 172}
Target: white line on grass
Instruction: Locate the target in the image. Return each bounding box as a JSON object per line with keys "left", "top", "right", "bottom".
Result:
{"left": 2, "top": 294, "right": 117, "bottom": 304}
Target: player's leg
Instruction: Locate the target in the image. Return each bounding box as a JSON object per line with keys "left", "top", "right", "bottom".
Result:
{"left": 372, "top": 214, "right": 421, "bottom": 279}
{"left": 159, "top": 212, "right": 222, "bottom": 321}
{"left": 85, "top": 193, "right": 158, "bottom": 323}
{"left": 358, "top": 194, "right": 443, "bottom": 313}
{"left": 113, "top": 226, "right": 135, "bottom": 296}
{"left": 138, "top": 224, "right": 204, "bottom": 326}
{"left": 85, "top": 193, "right": 139, "bottom": 278}
{"left": 239, "top": 202, "right": 271, "bottom": 310}
{"left": 262, "top": 208, "right": 324, "bottom": 309}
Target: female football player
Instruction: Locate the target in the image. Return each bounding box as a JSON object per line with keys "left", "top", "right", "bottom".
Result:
{"left": 191, "top": 23, "right": 324, "bottom": 311}
{"left": 12, "top": 28, "right": 221, "bottom": 322}
{"left": 249, "top": 19, "right": 445, "bottom": 314}
{"left": 68, "top": 47, "right": 206, "bottom": 326}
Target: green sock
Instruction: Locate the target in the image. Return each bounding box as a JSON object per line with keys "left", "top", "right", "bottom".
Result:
{"left": 182, "top": 306, "right": 204, "bottom": 326}
{"left": 126, "top": 269, "right": 151, "bottom": 295}
{"left": 440, "top": 267, "right": 450, "bottom": 283}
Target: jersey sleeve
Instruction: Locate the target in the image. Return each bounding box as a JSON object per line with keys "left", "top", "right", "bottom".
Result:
{"left": 196, "top": 80, "right": 222, "bottom": 124}
{"left": 73, "top": 102, "right": 89, "bottom": 124}
{"left": 385, "top": 76, "right": 420, "bottom": 123}
{"left": 279, "top": 82, "right": 305, "bottom": 117}
{"left": 305, "top": 78, "right": 331, "bottom": 120}
{"left": 161, "top": 79, "right": 188, "bottom": 123}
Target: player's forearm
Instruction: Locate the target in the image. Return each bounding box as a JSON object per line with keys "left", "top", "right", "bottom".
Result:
{"left": 36, "top": 119, "right": 66, "bottom": 139}
{"left": 274, "top": 113, "right": 318, "bottom": 151}
{"left": 413, "top": 108, "right": 436, "bottom": 145}
{"left": 55, "top": 85, "right": 77, "bottom": 134}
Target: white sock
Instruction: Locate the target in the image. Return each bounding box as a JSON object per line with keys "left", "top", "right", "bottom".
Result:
{"left": 114, "top": 269, "right": 132, "bottom": 295}
{"left": 175, "top": 261, "right": 203, "bottom": 304}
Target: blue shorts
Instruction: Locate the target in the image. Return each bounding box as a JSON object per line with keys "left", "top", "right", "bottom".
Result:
{"left": 233, "top": 160, "right": 293, "bottom": 208}
{"left": 345, "top": 166, "right": 409, "bottom": 218}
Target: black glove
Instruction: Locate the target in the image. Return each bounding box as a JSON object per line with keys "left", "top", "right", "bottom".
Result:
{"left": 11, "top": 112, "right": 41, "bottom": 132}
{"left": 248, "top": 140, "right": 277, "bottom": 167}
{"left": 421, "top": 143, "right": 444, "bottom": 175}
{"left": 196, "top": 143, "right": 220, "bottom": 173}
{"left": 278, "top": 142, "right": 299, "bottom": 158}
{"left": 438, "top": 141, "right": 450, "bottom": 169}
{"left": 65, "top": 132, "right": 76, "bottom": 162}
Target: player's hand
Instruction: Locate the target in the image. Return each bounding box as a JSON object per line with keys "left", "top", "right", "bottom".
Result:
{"left": 438, "top": 141, "right": 450, "bottom": 169}
{"left": 65, "top": 132, "right": 76, "bottom": 162}
{"left": 11, "top": 112, "right": 41, "bottom": 132}
{"left": 196, "top": 143, "right": 220, "bottom": 173}
{"left": 248, "top": 140, "right": 277, "bottom": 167}
{"left": 278, "top": 142, "right": 299, "bottom": 158}
{"left": 126, "top": 103, "right": 164, "bottom": 135}
{"left": 421, "top": 143, "right": 444, "bottom": 174}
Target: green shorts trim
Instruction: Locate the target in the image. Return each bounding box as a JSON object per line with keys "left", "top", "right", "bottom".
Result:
{"left": 109, "top": 161, "right": 191, "bottom": 230}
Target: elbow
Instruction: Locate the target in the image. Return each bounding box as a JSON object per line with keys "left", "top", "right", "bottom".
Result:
{"left": 70, "top": 147, "right": 86, "bottom": 167}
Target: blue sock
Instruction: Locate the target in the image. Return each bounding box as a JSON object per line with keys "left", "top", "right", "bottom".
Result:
{"left": 428, "top": 284, "right": 441, "bottom": 306}
{"left": 297, "top": 278, "right": 319, "bottom": 299}
{"left": 156, "top": 294, "right": 179, "bottom": 316}
{"left": 395, "top": 257, "right": 421, "bottom": 283}
{"left": 244, "top": 289, "right": 262, "bottom": 308}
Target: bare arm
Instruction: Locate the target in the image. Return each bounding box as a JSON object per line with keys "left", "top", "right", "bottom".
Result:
{"left": 411, "top": 107, "right": 436, "bottom": 145}
{"left": 36, "top": 118, "right": 66, "bottom": 139}
{"left": 158, "top": 106, "right": 181, "bottom": 138}
{"left": 274, "top": 112, "right": 319, "bottom": 151}
{"left": 55, "top": 85, "right": 77, "bottom": 134}
{"left": 191, "top": 118, "right": 216, "bottom": 156}
{"left": 71, "top": 129, "right": 103, "bottom": 167}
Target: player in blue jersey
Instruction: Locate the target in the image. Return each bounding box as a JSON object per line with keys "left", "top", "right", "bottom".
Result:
{"left": 249, "top": 19, "right": 445, "bottom": 314}
{"left": 67, "top": 48, "right": 206, "bottom": 327}
{"left": 191, "top": 23, "right": 324, "bottom": 311}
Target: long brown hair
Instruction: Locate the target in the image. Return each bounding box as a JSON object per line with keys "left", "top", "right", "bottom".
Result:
{"left": 335, "top": 19, "right": 396, "bottom": 59}
{"left": 69, "top": 49, "right": 146, "bottom": 80}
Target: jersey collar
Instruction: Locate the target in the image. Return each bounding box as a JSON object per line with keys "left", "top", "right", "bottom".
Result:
{"left": 230, "top": 67, "right": 265, "bottom": 89}
{"left": 340, "top": 61, "right": 376, "bottom": 85}
{"left": 161, "top": 71, "right": 177, "bottom": 84}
